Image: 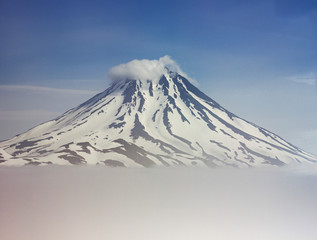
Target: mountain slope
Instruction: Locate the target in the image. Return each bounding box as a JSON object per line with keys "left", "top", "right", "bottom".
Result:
{"left": 0, "top": 68, "right": 316, "bottom": 167}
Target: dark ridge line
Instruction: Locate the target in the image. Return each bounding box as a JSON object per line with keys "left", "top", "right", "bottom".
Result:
{"left": 150, "top": 154, "right": 170, "bottom": 166}
{"left": 163, "top": 104, "right": 196, "bottom": 151}
{"left": 239, "top": 142, "right": 285, "bottom": 166}
{"left": 234, "top": 151, "right": 238, "bottom": 157}
{"left": 26, "top": 161, "right": 41, "bottom": 166}
{"left": 204, "top": 101, "right": 236, "bottom": 120}
{"left": 224, "top": 152, "right": 232, "bottom": 159}
{"left": 220, "top": 129, "right": 236, "bottom": 139}
{"left": 245, "top": 154, "right": 255, "bottom": 163}
{"left": 148, "top": 80, "right": 153, "bottom": 96}
{"left": 115, "top": 106, "right": 122, "bottom": 116}
{"left": 197, "top": 111, "right": 216, "bottom": 132}
{"left": 199, "top": 100, "right": 253, "bottom": 140}
{"left": 233, "top": 155, "right": 252, "bottom": 167}
{"left": 11, "top": 137, "right": 55, "bottom": 157}
{"left": 137, "top": 91, "right": 145, "bottom": 113}
{"left": 158, "top": 155, "right": 185, "bottom": 166}
{"left": 247, "top": 134, "right": 316, "bottom": 162}
{"left": 175, "top": 75, "right": 257, "bottom": 140}
{"left": 137, "top": 80, "right": 143, "bottom": 89}
{"left": 191, "top": 69, "right": 307, "bottom": 155}
{"left": 103, "top": 159, "right": 126, "bottom": 167}
{"left": 195, "top": 142, "right": 229, "bottom": 167}
{"left": 131, "top": 113, "right": 186, "bottom": 154}
{"left": 57, "top": 148, "right": 87, "bottom": 165}
{"left": 88, "top": 97, "right": 115, "bottom": 116}
{"left": 73, "top": 120, "right": 88, "bottom": 129}
{"left": 172, "top": 76, "right": 216, "bottom": 132}
{"left": 188, "top": 105, "right": 198, "bottom": 118}
{"left": 159, "top": 75, "right": 169, "bottom": 95}
{"left": 167, "top": 96, "right": 190, "bottom": 123}
{"left": 75, "top": 142, "right": 101, "bottom": 154}
{"left": 177, "top": 75, "right": 222, "bottom": 108}
{"left": 59, "top": 140, "right": 167, "bottom": 167}
{"left": 294, "top": 158, "right": 302, "bottom": 164}
{"left": 152, "top": 109, "right": 160, "bottom": 122}
{"left": 112, "top": 139, "right": 156, "bottom": 167}
{"left": 109, "top": 121, "right": 126, "bottom": 129}
{"left": 122, "top": 80, "right": 137, "bottom": 104}
{"left": 209, "top": 140, "right": 231, "bottom": 152}
{"left": 177, "top": 74, "right": 237, "bottom": 121}
{"left": 257, "top": 127, "right": 303, "bottom": 154}
{"left": 116, "top": 113, "right": 125, "bottom": 121}
{"left": 54, "top": 81, "right": 121, "bottom": 124}
{"left": 60, "top": 142, "right": 74, "bottom": 149}
{"left": 173, "top": 82, "right": 177, "bottom": 93}
{"left": 37, "top": 149, "right": 51, "bottom": 155}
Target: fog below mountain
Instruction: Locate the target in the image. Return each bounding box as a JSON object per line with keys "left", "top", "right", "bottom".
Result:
{"left": 1, "top": 165, "right": 317, "bottom": 240}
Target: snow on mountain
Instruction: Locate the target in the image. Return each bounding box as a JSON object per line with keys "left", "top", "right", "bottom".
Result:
{"left": 0, "top": 57, "right": 316, "bottom": 167}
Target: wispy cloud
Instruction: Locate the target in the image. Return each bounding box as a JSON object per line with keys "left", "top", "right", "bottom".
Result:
{"left": 0, "top": 85, "right": 99, "bottom": 95}
{"left": 0, "top": 110, "right": 61, "bottom": 120}
{"left": 286, "top": 72, "right": 316, "bottom": 86}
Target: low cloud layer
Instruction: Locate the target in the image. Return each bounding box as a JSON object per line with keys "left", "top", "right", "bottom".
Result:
{"left": 0, "top": 85, "right": 99, "bottom": 95}
{"left": 108, "top": 56, "right": 196, "bottom": 84}
{"left": 286, "top": 72, "right": 316, "bottom": 86}
{"left": 1, "top": 166, "right": 317, "bottom": 240}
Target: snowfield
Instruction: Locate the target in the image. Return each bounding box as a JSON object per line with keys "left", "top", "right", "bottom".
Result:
{"left": 1, "top": 165, "right": 317, "bottom": 240}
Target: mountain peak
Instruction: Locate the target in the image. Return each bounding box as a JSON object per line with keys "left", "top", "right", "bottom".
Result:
{"left": 0, "top": 58, "right": 316, "bottom": 167}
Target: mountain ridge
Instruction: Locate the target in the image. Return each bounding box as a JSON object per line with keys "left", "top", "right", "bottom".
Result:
{"left": 0, "top": 69, "right": 316, "bottom": 167}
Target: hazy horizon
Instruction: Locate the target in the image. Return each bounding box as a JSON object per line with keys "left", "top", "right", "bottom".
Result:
{"left": 1, "top": 165, "right": 317, "bottom": 240}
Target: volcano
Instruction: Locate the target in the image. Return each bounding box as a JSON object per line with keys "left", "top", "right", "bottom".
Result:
{"left": 0, "top": 57, "right": 316, "bottom": 167}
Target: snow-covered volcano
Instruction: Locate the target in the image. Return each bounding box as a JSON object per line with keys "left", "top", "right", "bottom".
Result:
{"left": 0, "top": 57, "right": 316, "bottom": 167}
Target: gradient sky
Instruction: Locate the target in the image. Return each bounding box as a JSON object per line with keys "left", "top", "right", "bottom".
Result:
{"left": 0, "top": 0, "right": 316, "bottom": 154}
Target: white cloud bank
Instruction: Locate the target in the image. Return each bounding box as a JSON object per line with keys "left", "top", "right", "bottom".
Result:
{"left": 1, "top": 166, "right": 317, "bottom": 240}
{"left": 108, "top": 55, "right": 197, "bottom": 85}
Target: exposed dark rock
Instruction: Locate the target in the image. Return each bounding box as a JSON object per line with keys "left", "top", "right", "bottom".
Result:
{"left": 152, "top": 109, "right": 159, "bottom": 122}
{"left": 131, "top": 113, "right": 185, "bottom": 154}
{"left": 103, "top": 160, "right": 125, "bottom": 167}
{"left": 148, "top": 81, "right": 153, "bottom": 96}
{"left": 163, "top": 104, "right": 196, "bottom": 150}
{"left": 109, "top": 122, "right": 126, "bottom": 129}
{"left": 239, "top": 142, "right": 285, "bottom": 166}
{"left": 209, "top": 140, "right": 231, "bottom": 152}
{"left": 159, "top": 75, "right": 169, "bottom": 95}
{"left": 122, "top": 80, "right": 137, "bottom": 104}
{"left": 137, "top": 91, "right": 145, "bottom": 113}
{"left": 112, "top": 139, "right": 156, "bottom": 167}
{"left": 57, "top": 148, "right": 86, "bottom": 165}
{"left": 26, "top": 161, "right": 41, "bottom": 166}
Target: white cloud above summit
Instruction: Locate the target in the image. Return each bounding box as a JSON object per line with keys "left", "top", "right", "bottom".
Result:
{"left": 108, "top": 56, "right": 197, "bottom": 85}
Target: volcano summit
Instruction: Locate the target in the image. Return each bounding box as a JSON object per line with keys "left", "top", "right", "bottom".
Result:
{"left": 0, "top": 57, "right": 316, "bottom": 167}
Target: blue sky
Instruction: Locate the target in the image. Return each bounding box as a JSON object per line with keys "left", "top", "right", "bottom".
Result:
{"left": 0, "top": 0, "right": 316, "bottom": 154}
